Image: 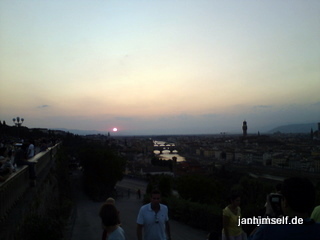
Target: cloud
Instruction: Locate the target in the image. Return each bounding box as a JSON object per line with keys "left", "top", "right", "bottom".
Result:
{"left": 253, "top": 105, "right": 272, "bottom": 110}
{"left": 200, "top": 113, "right": 220, "bottom": 118}
{"left": 311, "top": 101, "right": 320, "bottom": 107}
{"left": 115, "top": 116, "right": 134, "bottom": 121}
{"left": 38, "top": 105, "right": 50, "bottom": 108}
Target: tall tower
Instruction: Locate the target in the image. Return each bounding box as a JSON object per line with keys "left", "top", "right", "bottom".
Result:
{"left": 242, "top": 120, "right": 247, "bottom": 137}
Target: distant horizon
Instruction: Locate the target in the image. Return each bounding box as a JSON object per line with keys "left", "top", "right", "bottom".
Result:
{"left": 47, "top": 121, "right": 319, "bottom": 136}
{"left": 5, "top": 118, "right": 320, "bottom": 136}
{"left": 3, "top": 118, "right": 319, "bottom": 136}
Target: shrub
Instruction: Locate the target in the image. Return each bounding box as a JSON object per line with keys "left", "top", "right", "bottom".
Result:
{"left": 165, "top": 196, "right": 222, "bottom": 232}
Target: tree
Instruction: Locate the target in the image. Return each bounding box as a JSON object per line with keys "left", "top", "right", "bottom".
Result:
{"left": 145, "top": 175, "right": 173, "bottom": 201}
{"left": 177, "top": 175, "right": 223, "bottom": 204}
{"left": 79, "top": 142, "right": 126, "bottom": 200}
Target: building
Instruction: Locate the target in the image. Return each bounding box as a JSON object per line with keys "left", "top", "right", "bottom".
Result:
{"left": 242, "top": 120, "right": 248, "bottom": 137}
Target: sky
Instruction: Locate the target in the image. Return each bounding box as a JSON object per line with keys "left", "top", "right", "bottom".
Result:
{"left": 0, "top": 0, "right": 319, "bottom": 135}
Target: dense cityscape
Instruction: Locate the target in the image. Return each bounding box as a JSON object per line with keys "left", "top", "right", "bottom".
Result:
{"left": 83, "top": 121, "right": 320, "bottom": 180}
{"left": 2, "top": 119, "right": 320, "bottom": 183}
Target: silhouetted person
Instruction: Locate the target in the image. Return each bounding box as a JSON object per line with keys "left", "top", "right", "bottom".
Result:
{"left": 311, "top": 205, "right": 320, "bottom": 223}
{"left": 101, "top": 197, "right": 121, "bottom": 240}
{"left": 137, "top": 189, "right": 141, "bottom": 199}
{"left": 14, "top": 144, "right": 36, "bottom": 180}
{"left": 99, "top": 203, "right": 125, "bottom": 240}
{"left": 27, "top": 140, "right": 35, "bottom": 159}
{"left": 249, "top": 177, "right": 320, "bottom": 240}
{"left": 127, "top": 188, "right": 131, "bottom": 198}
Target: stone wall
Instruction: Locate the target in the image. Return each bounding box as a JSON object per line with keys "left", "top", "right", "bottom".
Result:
{"left": 0, "top": 144, "right": 72, "bottom": 240}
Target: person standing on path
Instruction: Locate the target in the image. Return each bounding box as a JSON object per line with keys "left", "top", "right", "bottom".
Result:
{"left": 222, "top": 192, "right": 246, "bottom": 240}
{"left": 101, "top": 198, "right": 121, "bottom": 240}
{"left": 136, "top": 189, "right": 172, "bottom": 240}
{"left": 127, "top": 188, "right": 131, "bottom": 198}
{"left": 137, "top": 189, "right": 141, "bottom": 199}
{"left": 99, "top": 203, "right": 126, "bottom": 240}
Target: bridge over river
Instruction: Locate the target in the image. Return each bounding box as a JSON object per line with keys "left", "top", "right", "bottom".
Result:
{"left": 153, "top": 140, "right": 179, "bottom": 154}
{"left": 153, "top": 144, "right": 176, "bottom": 154}
{"left": 153, "top": 140, "right": 186, "bottom": 162}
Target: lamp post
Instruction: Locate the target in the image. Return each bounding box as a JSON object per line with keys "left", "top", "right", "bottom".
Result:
{"left": 12, "top": 117, "right": 24, "bottom": 139}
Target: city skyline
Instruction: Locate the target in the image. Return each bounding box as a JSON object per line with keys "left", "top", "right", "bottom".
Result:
{"left": 1, "top": 1, "right": 319, "bottom": 135}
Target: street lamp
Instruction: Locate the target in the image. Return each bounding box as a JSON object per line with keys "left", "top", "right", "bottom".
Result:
{"left": 13, "top": 117, "right": 24, "bottom": 127}
{"left": 12, "top": 117, "right": 24, "bottom": 139}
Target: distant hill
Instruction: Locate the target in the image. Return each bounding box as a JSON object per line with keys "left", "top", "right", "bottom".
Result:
{"left": 268, "top": 123, "right": 319, "bottom": 134}
{"left": 51, "top": 128, "right": 108, "bottom": 135}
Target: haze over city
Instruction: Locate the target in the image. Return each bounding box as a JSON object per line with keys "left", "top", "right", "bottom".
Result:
{"left": 1, "top": 0, "right": 319, "bottom": 135}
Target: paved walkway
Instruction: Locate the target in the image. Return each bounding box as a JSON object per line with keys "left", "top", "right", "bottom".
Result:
{"left": 70, "top": 170, "right": 209, "bottom": 240}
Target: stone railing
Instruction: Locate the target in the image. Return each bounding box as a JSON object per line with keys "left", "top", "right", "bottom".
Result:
{"left": 0, "top": 143, "right": 60, "bottom": 222}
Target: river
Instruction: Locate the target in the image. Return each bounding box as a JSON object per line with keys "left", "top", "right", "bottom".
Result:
{"left": 153, "top": 140, "right": 185, "bottom": 162}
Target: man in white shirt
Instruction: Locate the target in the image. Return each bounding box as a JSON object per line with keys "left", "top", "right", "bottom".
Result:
{"left": 137, "top": 189, "right": 171, "bottom": 240}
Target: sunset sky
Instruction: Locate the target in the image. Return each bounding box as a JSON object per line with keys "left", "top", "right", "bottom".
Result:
{"left": 1, "top": 0, "right": 319, "bottom": 135}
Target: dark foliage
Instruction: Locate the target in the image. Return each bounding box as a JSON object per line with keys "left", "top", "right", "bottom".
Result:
{"left": 79, "top": 142, "right": 126, "bottom": 200}
{"left": 145, "top": 167, "right": 276, "bottom": 233}
{"left": 151, "top": 157, "right": 173, "bottom": 171}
